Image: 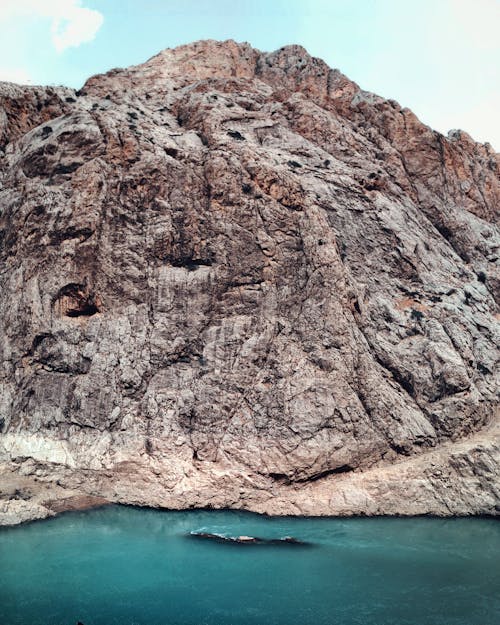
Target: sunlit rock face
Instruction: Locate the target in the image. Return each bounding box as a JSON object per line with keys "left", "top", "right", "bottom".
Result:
{"left": 0, "top": 40, "right": 498, "bottom": 524}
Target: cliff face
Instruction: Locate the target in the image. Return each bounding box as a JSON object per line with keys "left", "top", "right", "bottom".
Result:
{"left": 0, "top": 40, "right": 498, "bottom": 524}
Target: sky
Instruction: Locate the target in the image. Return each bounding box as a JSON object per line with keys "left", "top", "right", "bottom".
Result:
{"left": 0, "top": 0, "right": 498, "bottom": 149}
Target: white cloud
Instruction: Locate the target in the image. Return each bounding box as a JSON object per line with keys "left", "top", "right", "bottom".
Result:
{"left": 0, "top": 0, "right": 104, "bottom": 53}
{"left": 51, "top": 4, "right": 104, "bottom": 52}
{"left": 0, "top": 66, "right": 32, "bottom": 84}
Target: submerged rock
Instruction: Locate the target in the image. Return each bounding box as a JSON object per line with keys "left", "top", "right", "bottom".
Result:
{"left": 0, "top": 40, "right": 498, "bottom": 523}
{"left": 188, "top": 531, "right": 310, "bottom": 546}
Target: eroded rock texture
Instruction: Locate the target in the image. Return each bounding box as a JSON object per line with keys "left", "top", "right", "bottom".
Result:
{"left": 0, "top": 40, "right": 499, "bottom": 524}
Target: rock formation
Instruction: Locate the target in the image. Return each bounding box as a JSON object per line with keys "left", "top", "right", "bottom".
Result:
{"left": 188, "top": 531, "right": 309, "bottom": 546}
{"left": 0, "top": 40, "right": 498, "bottom": 524}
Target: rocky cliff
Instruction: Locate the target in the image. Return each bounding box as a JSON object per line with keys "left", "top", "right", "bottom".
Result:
{"left": 0, "top": 40, "right": 498, "bottom": 524}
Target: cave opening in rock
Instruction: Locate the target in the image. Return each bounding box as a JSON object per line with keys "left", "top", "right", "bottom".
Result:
{"left": 54, "top": 283, "right": 101, "bottom": 318}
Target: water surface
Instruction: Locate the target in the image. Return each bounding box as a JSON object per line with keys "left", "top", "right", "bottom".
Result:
{"left": 0, "top": 506, "right": 498, "bottom": 625}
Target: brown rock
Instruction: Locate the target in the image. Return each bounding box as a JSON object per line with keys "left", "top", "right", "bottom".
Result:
{"left": 0, "top": 40, "right": 498, "bottom": 525}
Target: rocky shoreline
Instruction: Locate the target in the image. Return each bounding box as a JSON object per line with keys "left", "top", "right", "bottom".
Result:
{"left": 1, "top": 418, "right": 498, "bottom": 526}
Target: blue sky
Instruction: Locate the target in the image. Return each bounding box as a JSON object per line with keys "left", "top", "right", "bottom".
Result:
{"left": 0, "top": 0, "right": 498, "bottom": 149}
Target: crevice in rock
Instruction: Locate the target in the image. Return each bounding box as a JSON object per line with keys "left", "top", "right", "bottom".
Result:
{"left": 296, "top": 465, "right": 354, "bottom": 482}
{"left": 227, "top": 130, "right": 245, "bottom": 141}
{"left": 269, "top": 465, "right": 354, "bottom": 485}
{"left": 164, "top": 146, "right": 179, "bottom": 158}
{"left": 49, "top": 226, "right": 95, "bottom": 245}
{"left": 167, "top": 256, "right": 213, "bottom": 271}
{"left": 268, "top": 472, "right": 291, "bottom": 483}
{"left": 53, "top": 162, "right": 82, "bottom": 175}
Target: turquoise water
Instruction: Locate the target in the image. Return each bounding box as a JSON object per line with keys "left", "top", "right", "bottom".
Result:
{"left": 0, "top": 506, "right": 499, "bottom": 625}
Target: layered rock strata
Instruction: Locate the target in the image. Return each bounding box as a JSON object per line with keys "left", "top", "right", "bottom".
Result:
{"left": 0, "top": 40, "right": 498, "bottom": 524}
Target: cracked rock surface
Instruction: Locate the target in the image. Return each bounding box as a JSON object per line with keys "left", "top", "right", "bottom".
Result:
{"left": 0, "top": 40, "right": 498, "bottom": 524}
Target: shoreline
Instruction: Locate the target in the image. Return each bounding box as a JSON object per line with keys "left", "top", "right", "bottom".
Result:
{"left": 1, "top": 499, "right": 498, "bottom": 531}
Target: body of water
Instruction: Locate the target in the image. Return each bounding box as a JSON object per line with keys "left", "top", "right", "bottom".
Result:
{"left": 0, "top": 506, "right": 498, "bottom": 625}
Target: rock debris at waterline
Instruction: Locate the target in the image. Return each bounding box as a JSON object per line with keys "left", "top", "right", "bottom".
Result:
{"left": 0, "top": 39, "right": 498, "bottom": 526}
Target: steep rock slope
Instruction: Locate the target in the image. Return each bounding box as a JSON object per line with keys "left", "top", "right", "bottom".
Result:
{"left": 0, "top": 40, "right": 498, "bottom": 524}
